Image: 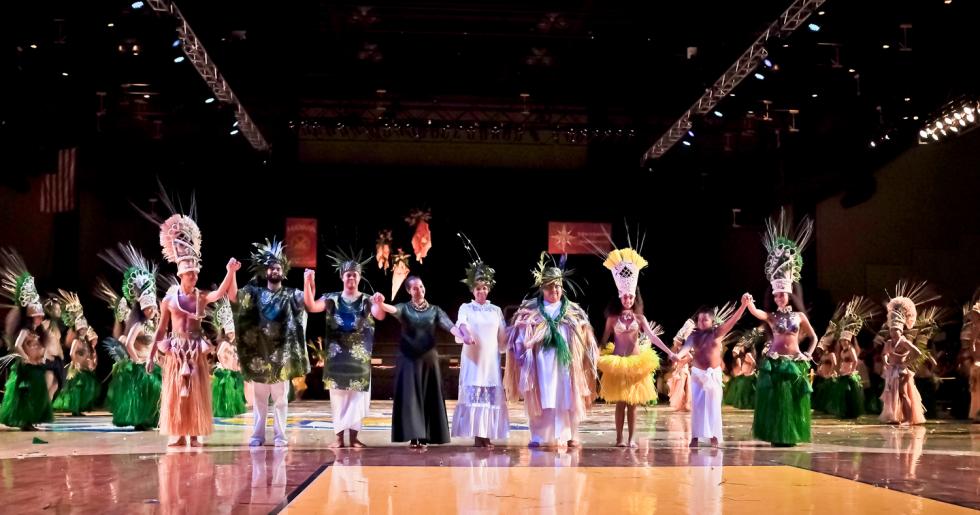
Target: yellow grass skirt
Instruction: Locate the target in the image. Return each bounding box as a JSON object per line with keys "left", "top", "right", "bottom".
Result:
{"left": 597, "top": 346, "right": 660, "bottom": 405}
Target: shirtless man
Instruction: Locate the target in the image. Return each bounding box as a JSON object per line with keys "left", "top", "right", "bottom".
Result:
{"left": 676, "top": 297, "right": 748, "bottom": 447}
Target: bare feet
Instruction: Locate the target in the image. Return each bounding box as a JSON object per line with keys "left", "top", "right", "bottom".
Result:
{"left": 689, "top": 438, "right": 698, "bottom": 448}
{"left": 328, "top": 434, "right": 346, "bottom": 449}
{"left": 615, "top": 440, "right": 627, "bottom": 448}
{"left": 710, "top": 437, "right": 719, "bottom": 448}
{"left": 189, "top": 437, "right": 203, "bottom": 447}
{"left": 350, "top": 438, "right": 367, "bottom": 448}
{"left": 169, "top": 437, "right": 187, "bottom": 447}
{"left": 629, "top": 440, "right": 638, "bottom": 448}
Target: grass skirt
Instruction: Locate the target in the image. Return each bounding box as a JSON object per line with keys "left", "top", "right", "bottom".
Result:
{"left": 52, "top": 369, "right": 100, "bottom": 415}
{"left": 752, "top": 357, "right": 812, "bottom": 445}
{"left": 723, "top": 374, "right": 756, "bottom": 409}
{"left": 823, "top": 373, "right": 865, "bottom": 419}
{"left": 212, "top": 367, "right": 247, "bottom": 418}
{"left": 109, "top": 361, "right": 162, "bottom": 428}
{"left": 597, "top": 347, "right": 660, "bottom": 406}
{"left": 0, "top": 362, "right": 54, "bottom": 428}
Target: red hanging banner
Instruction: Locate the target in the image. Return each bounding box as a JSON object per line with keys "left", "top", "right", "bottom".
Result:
{"left": 285, "top": 218, "right": 317, "bottom": 268}
{"left": 547, "top": 222, "right": 612, "bottom": 255}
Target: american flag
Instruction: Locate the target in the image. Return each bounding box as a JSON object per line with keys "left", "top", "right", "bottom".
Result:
{"left": 40, "top": 147, "right": 77, "bottom": 213}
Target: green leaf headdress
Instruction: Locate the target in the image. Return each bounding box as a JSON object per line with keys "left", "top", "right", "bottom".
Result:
{"left": 458, "top": 233, "right": 496, "bottom": 290}
{"left": 249, "top": 237, "right": 291, "bottom": 279}
{"left": 763, "top": 208, "right": 813, "bottom": 294}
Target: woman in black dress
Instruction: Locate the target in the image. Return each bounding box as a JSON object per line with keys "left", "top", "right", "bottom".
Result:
{"left": 374, "top": 276, "right": 463, "bottom": 447}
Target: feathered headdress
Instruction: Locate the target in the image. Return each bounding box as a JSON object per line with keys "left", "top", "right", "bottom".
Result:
{"left": 763, "top": 209, "right": 813, "bottom": 294}
{"left": 99, "top": 243, "right": 159, "bottom": 311}
{"left": 673, "top": 319, "right": 696, "bottom": 344}
{"left": 588, "top": 223, "right": 648, "bottom": 297}
{"left": 733, "top": 325, "right": 768, "bottom": 355}
{"left": 885, "top": 280, "right": 939, "bottom": 332}
{"left": 54, "top": 290, "right": 87, "bottom": 331}
{"left": 326, "top": 247, "right": 372, "bottom": 278}
{"left": 909, "top": 306, "right": 953, "bottom": 369}
{"left": 249, "top": 237, "right": 290, "bottom": 279}
{"left": 837, "top": 296, "right": 880, "bottom": 342}
{"left": 820, "top": 296, "right": 880, "bottom": 349}
{"left": 458, "top": 233, "right": 496, "bottom": 290}
{"left": 0, "top": 248, "right": 43, "bottom": 317}
{"left": 531, "top": 252, "right": 580, "bottom": 296}
{"left": 674, "top": 302, "right": 736, "bottom": 344}
{"left": 134, "top": 180, "right": 202, "bottom": 276}
{"left": 94, "top": 278, "right": 130, "bottom": 324}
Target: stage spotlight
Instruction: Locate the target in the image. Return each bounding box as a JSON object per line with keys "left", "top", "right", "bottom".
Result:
{"left": 687, "top": 130, "right": 694, "bottom": 137}
{"left": 205, "top": 97, "right": 215, "bottom": 104}
{"left": 763, "top": 59, "right": 773, "bottom": 68}
{"left": 682, "top": 141, "right": 691, "bottom": 146}
{"left": 172, "top": 39, "right": 181, "bottom": 48}
{"left": 808, "top": 23, "right": 821, "bottom": 32}
{"left": 713, "top": 110, "right": 723, "bottom": 117}
{"left": 230, "top": 129, "right": 240, "bottom": 135}
{"left": 754, "top": 72, "right": 765, "bottom": 80}
{"left": 131, "top": 1, "right": 144, "bottom": 9}
{"left": 174, "top": 56, "right": 185, "bottom": 63}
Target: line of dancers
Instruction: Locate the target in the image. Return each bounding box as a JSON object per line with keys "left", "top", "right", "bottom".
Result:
{"left": 2, "top": 199, "right": 978, "bottom": 450}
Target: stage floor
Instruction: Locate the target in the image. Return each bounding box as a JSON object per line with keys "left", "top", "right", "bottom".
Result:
{"left": 0, "top": 401, "right": 977, "bottom": 513}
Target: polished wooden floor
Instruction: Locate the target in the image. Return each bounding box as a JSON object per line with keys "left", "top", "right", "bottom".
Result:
{"left": 0, "top": 401, "right": 977, "bottom": 513}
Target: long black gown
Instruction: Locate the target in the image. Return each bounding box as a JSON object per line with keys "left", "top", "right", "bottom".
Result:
{"left": 390, "top": 302, "right": 454, "bottom": 443}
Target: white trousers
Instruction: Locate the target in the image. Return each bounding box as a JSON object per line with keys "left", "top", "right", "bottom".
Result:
{"left": 330, "top": 388, "right": 370, "bottom": 434}
{"left": 528, "top": 408, "right": 578, "bottom": 446}
{"left": 251, "top": 381, "right": 288, "bottom": 443}
{"left": 690, "top": 367, "right": 724, "bottom": 441}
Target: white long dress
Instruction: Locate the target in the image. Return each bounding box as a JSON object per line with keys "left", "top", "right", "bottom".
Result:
{"left": 451, "top": 301, "right": 510, "bottom": 440}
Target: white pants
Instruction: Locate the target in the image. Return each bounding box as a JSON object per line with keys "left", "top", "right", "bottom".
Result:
{"left": 528, "top": 408, "right": 578, "bottom": 446}
{"left": 330, "top": 388, "right": 370, "bottom": 434}
{"left": 690, "top": 367, "right": 723, "bottom": 441}
{"left": 251, "top": 381, "right": 288, "bottom": 443}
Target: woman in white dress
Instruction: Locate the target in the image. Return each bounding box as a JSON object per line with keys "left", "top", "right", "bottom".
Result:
{"left": 451, "top": 238, "right": 509, "bottom": 448}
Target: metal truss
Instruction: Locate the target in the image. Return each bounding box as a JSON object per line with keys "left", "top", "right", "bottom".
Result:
{"left": 146, "top": 0, "right": 269, "bottom": 151}
{"left": 642, "top": 0, "right": 826, "bottom": 162}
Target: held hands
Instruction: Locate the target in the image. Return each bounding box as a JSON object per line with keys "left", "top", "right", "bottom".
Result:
{"left": 371, "top": 292, "right": 386, "bottom": 305}
{"left": 741, "top": 293, "right": 754, "bottom": 307}
{"left": 226, "top": 258, "right": 242, "bottom": 273}
{"left": 304, "top": 268, "right": 315, "bottom": 284}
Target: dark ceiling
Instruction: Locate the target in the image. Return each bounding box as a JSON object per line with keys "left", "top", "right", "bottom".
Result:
{"left": 3, "top": 1, "right": 978, "bottom": 202}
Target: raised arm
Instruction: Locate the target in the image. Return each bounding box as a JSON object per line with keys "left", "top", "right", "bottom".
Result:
{"left": 744, "top": 293, "right": 769, "bottom": 322}
{"left": 303, "top": 269, "right": 327, "bottom": 313}
{"left": 205, "top": 258, "right": 241, "bottom": 304}
{"left": 716, "top": 301, "right": 749, "bottom": 339}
